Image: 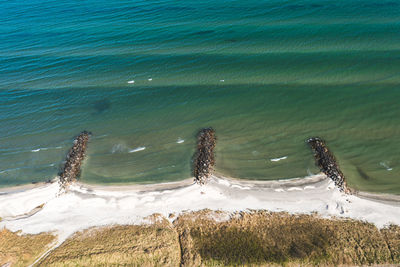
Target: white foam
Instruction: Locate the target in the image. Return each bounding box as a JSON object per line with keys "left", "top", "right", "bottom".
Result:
{"left": 176, "top": 138, "right": 184, "bottom": 144}
{"left": 217, "top": 179, "right": 230, "bottom": 186}
{"left": 148, "top": 78, "right": 152, "bottom": 81}
{"left": 304, "top": 185, "right": 315, "bottom": 190}
{"left": 380, "top": 162, "right": 393, "bottom": 171}
{"left": 127, "top": 80, "right": 135, "bottom": 84}
{"left": 220, "top": 79, "right": 225, "bottom": 82}
{"left": 231, "top": 184, "right": 251, "bottom": 190}
{"left": 111, "top": 144, "right": 127, "bottom": 154}
{"left": 287, "top": 187, "right": 302, "bottom": 191}
{"left": 32, "top": 147, "right": 59, "bottom": 152}
{"left": 129, "top": 146, "right": 146, "bottom": 153}
{"left": 270, "top": 156, "right": 288, "bottom": 162}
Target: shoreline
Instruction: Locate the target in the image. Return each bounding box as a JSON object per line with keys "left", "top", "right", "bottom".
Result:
{"left": 355, "top": 190, "right": 400, "bottom": 206}
{"left": 1, "top": 174, "right": 399, "bottom": 205}
{"left": 76, "top": 174, "right": 328, "bottom": 192}
{"left": 0, "top": 180, "right": 57, "bottom": 195}
{"left": 1, "top": 173, "right": 399, "bottom": 227}
{"left": 76, "top": 174, "right": 400, "bottom": 207}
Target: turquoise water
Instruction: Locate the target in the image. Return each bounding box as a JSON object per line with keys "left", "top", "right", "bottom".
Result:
{"left": 0, "top": 0, "right": 399, "bottom": 194}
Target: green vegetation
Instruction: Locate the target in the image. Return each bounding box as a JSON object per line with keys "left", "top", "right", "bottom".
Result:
{"left": 1, "top": 211, "right": 400, "bottom": 266}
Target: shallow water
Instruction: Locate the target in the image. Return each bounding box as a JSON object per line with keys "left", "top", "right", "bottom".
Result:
{"left": 0, "top": 0, "right": 399, "bottom": 194}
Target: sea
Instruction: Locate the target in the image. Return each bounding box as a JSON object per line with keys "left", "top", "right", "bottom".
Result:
{"left": 0, "top": 0, "right": 399, "bottom": 194}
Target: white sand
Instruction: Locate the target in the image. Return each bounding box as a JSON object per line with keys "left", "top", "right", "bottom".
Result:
{"left": 1, "top": 174, "right": 400, "bottom": 244}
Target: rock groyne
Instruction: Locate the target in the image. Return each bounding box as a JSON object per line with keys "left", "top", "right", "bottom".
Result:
{"left": 307, "top": 137, "right": 351, "bottom": 193}
{"left": 59, "top": 131, "right": 91, "bottom": 189}
{"left": 193, "top": 128, "right": 216, "bottom": 185}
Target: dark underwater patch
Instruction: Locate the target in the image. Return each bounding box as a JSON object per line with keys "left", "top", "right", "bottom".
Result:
{"left": 356, "top": 166, "right": 371, "bottom": 181}
{"left": 93, "top": 99, "right": 111, "bottom": 114}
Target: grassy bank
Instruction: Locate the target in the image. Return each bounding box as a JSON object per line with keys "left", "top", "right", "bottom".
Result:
{"left": 37, "top": 214, "right": 180, "bottom": 266}
{"left": 0, "top": 229, "right": 55, "bottom": 266}
{"left": 1, "top": 211, "right": 400, "bottom": 266}
{"left": 174, "top": 210, "right": 399, "bottom": 266}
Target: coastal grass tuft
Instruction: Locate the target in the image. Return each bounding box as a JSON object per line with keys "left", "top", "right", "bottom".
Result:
{"left": 0, "top": 228, "right": 56, "bottom": 267}
{"left": 38, "top": 215, "right": 180, "bottom": 266}
{"left": 381, "top": 224, "right": 400, "bottom": 263}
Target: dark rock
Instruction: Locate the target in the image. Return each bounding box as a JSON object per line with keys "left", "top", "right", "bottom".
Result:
{"left": 193, "top": 128, "right": 217, "bottom": 185}
{"left": 59, "top": 131, "right": 91, "bottom": 189}
{"left": 307, "top": 137, "right": 351, "bottom": 193}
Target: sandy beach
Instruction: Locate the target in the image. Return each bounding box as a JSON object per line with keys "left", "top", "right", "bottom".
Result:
{"left": 1, "top": 174, "right": 400, "bottom": 248}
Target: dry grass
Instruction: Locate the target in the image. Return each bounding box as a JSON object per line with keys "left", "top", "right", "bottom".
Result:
{"left": 37, "top": 214, "right": 180, "bottom": 267}
{"left": 2, "top": 211, "right": 400, "bottom": 266}
{"left": 0, "top": 228, "right": 56, "bottom": 267}
{"left": 174, "top": 210, "right": 398, "bottom": 266}
{"left": 381, "top": 225, "right": 400, "bottom": 263}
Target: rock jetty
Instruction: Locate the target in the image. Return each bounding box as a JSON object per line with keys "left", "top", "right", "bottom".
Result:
{"left": 193, "top": 128, "right": 216, "bottom": 185}
{"left": 307, "top": 137, "right": 351, "bottom": 193}
{"left": 59, "top": 131, "right": 91, "bottom": 189}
